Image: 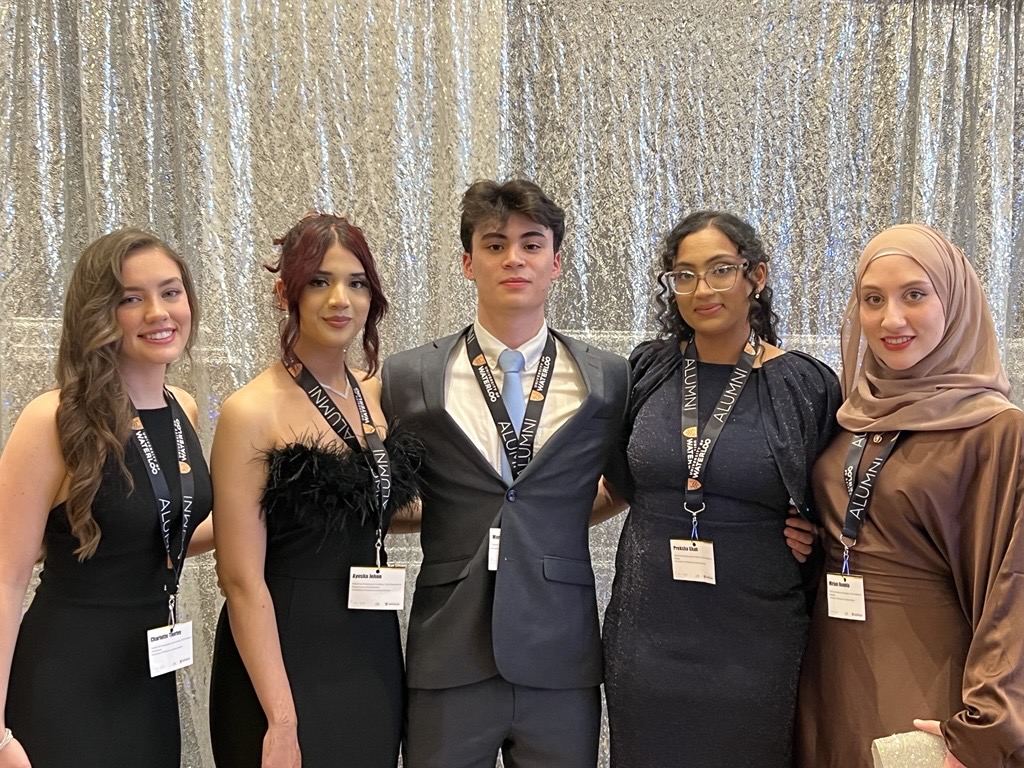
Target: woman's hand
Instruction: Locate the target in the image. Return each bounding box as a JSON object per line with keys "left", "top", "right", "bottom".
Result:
{"left": 912, "top": 719, "right": 967, "bottom": 768}
{"left": 262, "top": 723, "right": 300, "bottom": 768}
{"left": 784, "top": 513, "right": 818, "bottom": 563}
{"left": 0, "top": 736, "right": 32, "bottom": 768}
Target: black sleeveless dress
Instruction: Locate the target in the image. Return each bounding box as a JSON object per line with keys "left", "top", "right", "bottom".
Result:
{"left": 6, "top": 405, "right": 212, "bottom": 768}
{"left": 209, "top": 428, "right": 422, "bottom": 768}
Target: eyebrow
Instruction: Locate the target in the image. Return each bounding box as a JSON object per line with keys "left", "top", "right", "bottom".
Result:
{"left": 313, "top": 269, "right": 367, "bottom": 278}
{"left": 673, "top": 254, "right": 742, "bottom": 268}
{"left": 479, "top": 230, "right": 549, "bottom": 241}
{"left": 122, "top": 277, "right": 183, "bottom": 291}
{"left": 861, "top": 279, "right": 933, "bottom": 291}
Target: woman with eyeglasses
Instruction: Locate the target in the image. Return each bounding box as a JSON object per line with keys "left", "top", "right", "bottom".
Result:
{"left": 597, "top": 211, "right": 841, "bottom": 767}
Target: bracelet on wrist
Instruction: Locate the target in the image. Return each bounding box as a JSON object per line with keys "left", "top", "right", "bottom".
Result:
{"left": 0, "top": 729, "right": 13, "bottom": 751}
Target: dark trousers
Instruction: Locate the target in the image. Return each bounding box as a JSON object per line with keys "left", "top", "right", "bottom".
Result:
{"left": 404, "top": 675, "right": 601, "bottom": 768}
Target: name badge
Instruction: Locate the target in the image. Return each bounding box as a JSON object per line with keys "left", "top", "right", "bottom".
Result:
{"left": 488, "top": 528, "right": 501, "bottom": 571}
{"left": 348, "top": 566, "right": 406, "bottom": 611}
{"left": 826, "top": 572, "right": 866, "bottom": 621}
{"left": 147, "top": 621, "right": 194, "bottom": 677}
{"left": 669, "top": 539, "right": 716, "bottom": 585}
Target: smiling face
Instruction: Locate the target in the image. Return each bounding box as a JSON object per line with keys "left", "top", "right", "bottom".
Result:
{"left": 116, "top": 247, "right": 192, "bottom": 373}
{"left": 859, "top": 253, "right": 946, "bottom": 370}
{"left": 673, "top": 225, "right": 765, "bottom": 350}
{"left": 292, "top": 242, "right": 371, "bottom": 354}
{"left": 462, "top": 211, "right": 562, "bottom": 327}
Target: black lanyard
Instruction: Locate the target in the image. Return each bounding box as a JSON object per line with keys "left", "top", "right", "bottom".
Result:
{"left": 464, "top": 325, "right": 557, "bottom": 482}
{"left": 288, "top": 360, "right": 392, "bottom": 563}
{"left": 681, "top": 330, "right": 760, "bottom": 538}
{"left": 130, "top": 391, "right": 196, "bottom": 625}
{"left": 839, "top": 431, "right": 900, "bottom": 573}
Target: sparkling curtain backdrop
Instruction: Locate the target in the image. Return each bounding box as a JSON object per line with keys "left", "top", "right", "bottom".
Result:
{"left": 2, "top": 0, "right": 1022, "bottom": 764}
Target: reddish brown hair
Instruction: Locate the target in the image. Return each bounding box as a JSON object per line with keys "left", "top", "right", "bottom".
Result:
{"left": 267, "top": 213, "right": 388, "bottom": 374}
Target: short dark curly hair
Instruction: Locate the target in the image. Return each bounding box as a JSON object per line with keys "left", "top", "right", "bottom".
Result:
{"left": 655, "top": 210, "right": 780, "bottom": 345}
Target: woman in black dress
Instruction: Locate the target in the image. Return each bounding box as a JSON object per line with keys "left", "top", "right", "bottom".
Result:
{"left": 599, "top": 211, "right": 840, "bottom": 767}
{"left": 0, "top": 229, "right": 213, "bottom": 768}
{"left": 209, "top": 214, "right": 420, "bottom": 768}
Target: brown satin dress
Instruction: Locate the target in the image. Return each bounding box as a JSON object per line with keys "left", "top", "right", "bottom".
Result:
{"left": 796, "top": 411, "right": 1024, "bottom": 768}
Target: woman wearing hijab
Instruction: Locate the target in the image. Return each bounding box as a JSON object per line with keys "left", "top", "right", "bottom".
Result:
{"left": 795, "top": 224, "right": 1024, "bottom": 767}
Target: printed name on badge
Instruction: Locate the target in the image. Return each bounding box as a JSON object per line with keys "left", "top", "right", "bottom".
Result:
{"left": 488, "top": 528, "right": 501, "bottom": 571}
{"left": 348, "top": 566, "right": 406, "bottom": 611}
{"left": 147, "top": 620, "right": 194, "bottom": 677}
{"left": 826, "top": 572, "right": 866, "bottom": 621}
{"left": 669, "top": 539, "right": 716, "bottom": 585}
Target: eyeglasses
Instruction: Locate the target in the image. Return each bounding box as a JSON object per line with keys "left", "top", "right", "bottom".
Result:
{"left": 663, "top": 261, "right": 749, "bottom": 295}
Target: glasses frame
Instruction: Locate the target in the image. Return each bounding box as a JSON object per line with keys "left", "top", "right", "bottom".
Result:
{"left": 663, "top": 260, "right": 750, "bottom": 295}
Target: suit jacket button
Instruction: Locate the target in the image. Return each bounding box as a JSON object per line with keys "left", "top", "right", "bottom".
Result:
{"left": 506, "top": 488, "right": 517, "bottom": 502}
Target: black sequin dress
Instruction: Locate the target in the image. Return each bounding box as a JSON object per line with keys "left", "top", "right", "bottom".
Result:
{"left": 7, "top": 405, "right": 212, "bottom": 768}
{"left": 209, "top": 427, "right": 422, "bottom": 768}
{"left": 603, "top": 344, "right": 840, "bottom": 768}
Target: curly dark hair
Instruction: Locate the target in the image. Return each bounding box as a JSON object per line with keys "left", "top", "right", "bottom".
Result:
{"left": 655, "top": 210, "right": 780, "bottom": 345}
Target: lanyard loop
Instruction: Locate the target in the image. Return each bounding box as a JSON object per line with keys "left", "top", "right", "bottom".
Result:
{"left": 465, "top": 326, "right": 557, "bottom": 482}
{"left": 680, "top": 330, "right": 759, "bottom": 538}
{"left": 287, "top": 359, "right": 393, "bottom": 535}
{"left": 130, "top": 391, "right": 197, "bottom": 626}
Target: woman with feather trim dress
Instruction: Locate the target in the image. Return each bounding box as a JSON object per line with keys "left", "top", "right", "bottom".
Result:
{"left": 209, "top": 214, "right": 421, "bottom": 768}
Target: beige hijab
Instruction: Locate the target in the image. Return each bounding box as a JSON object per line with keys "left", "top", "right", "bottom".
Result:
{"left": 838, "top": 224, "right": 1017, "bottom": 432}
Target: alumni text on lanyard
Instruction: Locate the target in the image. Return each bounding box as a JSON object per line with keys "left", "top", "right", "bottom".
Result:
{"left": 464, "top": 326, "right": 558, "bottom": 482}
{"left": 288, "top": 359, "right": 392, "bottom": 565}
{"left": 681, "top": 330, "right": 760, "bottom": 540}
{"left": 840, "top": 431, "right": 901, "bottom": 574}
{"left": 130, "top": 392, "right": 196, "bottom": 626}
{"left": 824, "top": 430, "right": 901, "bottom": 622}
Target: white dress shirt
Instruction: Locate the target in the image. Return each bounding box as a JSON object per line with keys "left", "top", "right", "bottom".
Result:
{"left": 444, "top": 320, "right": 587, "bottom": 476}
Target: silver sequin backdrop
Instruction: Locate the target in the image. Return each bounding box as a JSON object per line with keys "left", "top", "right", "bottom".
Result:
{"left": 2, "top": 0, "right": 1022, "bottom": 765}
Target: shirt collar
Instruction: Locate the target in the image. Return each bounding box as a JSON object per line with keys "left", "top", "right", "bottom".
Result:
{"left": 473, "top": 319, "right": 549, "bottom": 371}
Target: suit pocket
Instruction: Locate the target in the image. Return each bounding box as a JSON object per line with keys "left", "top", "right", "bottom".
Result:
{"left": 417, "top": 557, "right": 473, "bottom": 587}
{"left": 542, "top": 556, "right": 595, "bottom": 587}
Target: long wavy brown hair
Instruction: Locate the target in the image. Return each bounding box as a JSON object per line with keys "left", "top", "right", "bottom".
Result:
{"left": 56, "top": 229, "right": 199, "bottom": 560}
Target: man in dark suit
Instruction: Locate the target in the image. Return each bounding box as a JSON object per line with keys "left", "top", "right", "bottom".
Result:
{"left": 381, "top": 178, "right": 629, "bottom": 768}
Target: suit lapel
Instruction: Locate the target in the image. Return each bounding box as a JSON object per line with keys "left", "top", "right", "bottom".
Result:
{"left": 512, "top": 331, "right": 606, "bottom": 485}
{"left": 420, "top": 330, "right": 462, "bottom": 414}
{"left": 421, "top": 327, "right": 506, "bottom": 483}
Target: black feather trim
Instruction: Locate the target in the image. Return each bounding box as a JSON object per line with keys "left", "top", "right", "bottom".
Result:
{"left": 260, "top": 422, "right": 424, "bottom": 537}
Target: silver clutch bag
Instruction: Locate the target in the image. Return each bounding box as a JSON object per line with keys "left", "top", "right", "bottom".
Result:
{"left": 871, "top": 731, "right": 947, "bottom": 767}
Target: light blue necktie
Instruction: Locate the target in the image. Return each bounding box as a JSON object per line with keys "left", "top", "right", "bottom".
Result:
{"left": 498, "top": 348, "right": 526, "bottom": 483}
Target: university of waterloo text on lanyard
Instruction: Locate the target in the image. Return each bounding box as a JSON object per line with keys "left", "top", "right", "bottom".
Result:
{"left": 130, "top": 392, "right": 196, "bottom": 678}
{"left": 826, "top": 431, "right": 900, "bottom": 622}
{"left": 288, "top": 360, "right": 403, "bottom": 611}
{"left": 670, "top": 330, "right": 759, "bottom": 586}
{"left": 465, "top": 326, "right": 557, "bottom": 571}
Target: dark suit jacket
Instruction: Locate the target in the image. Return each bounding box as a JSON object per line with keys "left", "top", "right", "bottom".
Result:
{"left": 382, "top": 327, "right": 629, "bottom": 691}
